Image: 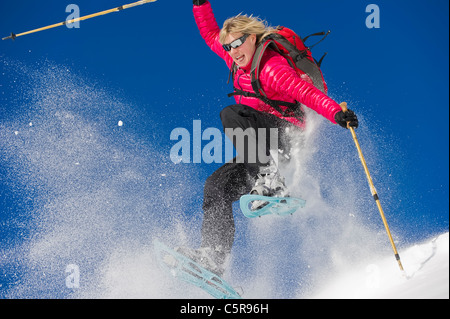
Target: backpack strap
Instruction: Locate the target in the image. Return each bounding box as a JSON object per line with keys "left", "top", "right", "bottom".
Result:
{"left": 227, "top": 62, "right": 238, "bottom": 85}
{"left": 302, "top": 30, "right": 331, "bottom": 49}
{"left": 227, "top": 88, "right": 305, "bottom": 121}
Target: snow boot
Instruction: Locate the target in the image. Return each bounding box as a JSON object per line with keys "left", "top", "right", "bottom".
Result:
{"left": 250, "top": 164, "right": 290, "bottom": 211}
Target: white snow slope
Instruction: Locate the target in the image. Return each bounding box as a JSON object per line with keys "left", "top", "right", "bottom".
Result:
{"left": 310, "top": 232, "right": 449, "bottom": 299}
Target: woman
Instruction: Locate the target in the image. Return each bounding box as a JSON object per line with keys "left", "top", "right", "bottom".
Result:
{"left": 177, "top": 0, "right": 359, "bottom": 276}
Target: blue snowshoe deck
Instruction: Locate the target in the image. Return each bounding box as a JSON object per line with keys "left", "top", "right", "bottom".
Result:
{"left": 240, "top": 194, "right": 306, "bottom": 218}
{"left": 153, "top": 240, "right": 242, "bottom": 299}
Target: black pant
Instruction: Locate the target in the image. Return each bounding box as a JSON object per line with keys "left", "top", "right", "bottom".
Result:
{"left": 201, "top": 105, "right": 299, "bottom": 253}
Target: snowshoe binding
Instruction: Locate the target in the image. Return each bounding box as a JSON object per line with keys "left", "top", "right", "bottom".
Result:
{"left": 240, "top": 165, "right": 306, "bottom": 218}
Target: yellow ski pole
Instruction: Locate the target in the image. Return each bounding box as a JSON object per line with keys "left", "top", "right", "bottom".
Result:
{"left": 340, "top": 102, "right": 405, "bottom": 273}
{"left": 2, "top": 0, "right": 157, "bottom": 41}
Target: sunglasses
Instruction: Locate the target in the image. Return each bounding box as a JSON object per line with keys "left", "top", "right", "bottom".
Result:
{"left": 222, "top": 34, "right": 250, "bottom": 52}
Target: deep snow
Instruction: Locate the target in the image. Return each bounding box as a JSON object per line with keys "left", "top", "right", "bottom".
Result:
{"left": 310, "top": 232, "right": 449, "bottom": 299}
{"left": 0, "top": 61, "right": 448, "bottom": 300}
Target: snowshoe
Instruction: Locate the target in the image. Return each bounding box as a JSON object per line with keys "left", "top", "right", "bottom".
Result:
{"left": 153, "top": 240, "right": 241, "bottom": 299}
{"left": 240, "top": 194, "right": 306, "bottom": 218}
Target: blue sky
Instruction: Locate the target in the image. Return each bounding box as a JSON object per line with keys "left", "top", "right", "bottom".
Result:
{"left": 0, "top": 0, "right": 448, "bottom": 297}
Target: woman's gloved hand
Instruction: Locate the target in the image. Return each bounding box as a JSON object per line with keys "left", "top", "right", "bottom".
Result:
{"left": 335, "top": 109, "right": 359, "bottom": 129}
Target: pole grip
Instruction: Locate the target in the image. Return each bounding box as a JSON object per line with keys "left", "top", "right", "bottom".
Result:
{"left": 339, "top": 102, "right": 351, "bottom": 129}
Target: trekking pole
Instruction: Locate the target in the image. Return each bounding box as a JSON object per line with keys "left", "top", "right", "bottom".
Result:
{"left": 340, "top": 102, "right": 405, "bottom": 273}
{"left": 2, "top": 0, "right": 157, "bottom": 41}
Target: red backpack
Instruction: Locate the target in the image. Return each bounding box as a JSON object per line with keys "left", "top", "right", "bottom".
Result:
{"left": 229, "top": 27, "right": 330, "bottom": 120}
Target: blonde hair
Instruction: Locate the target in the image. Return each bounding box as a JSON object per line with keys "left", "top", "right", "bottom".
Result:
{"left": 219, "top": 14, "right": 278, "bottom": 45}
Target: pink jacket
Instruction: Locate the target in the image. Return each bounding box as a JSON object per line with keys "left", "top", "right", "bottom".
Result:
{"left": 193, "top": 1, "right": 342, "bottom": 127}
